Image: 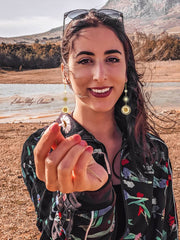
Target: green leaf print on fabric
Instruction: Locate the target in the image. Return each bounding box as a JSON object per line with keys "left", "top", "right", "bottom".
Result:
{"left": 127, "top": 192, "right": 150, "bottom": 219}
{"left": 124, "top": 232, "right": 142, "bottom": 239}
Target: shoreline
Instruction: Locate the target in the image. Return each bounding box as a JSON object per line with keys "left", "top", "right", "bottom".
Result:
{"left": 0, "top": 60, "right": 180, "bottom": 84}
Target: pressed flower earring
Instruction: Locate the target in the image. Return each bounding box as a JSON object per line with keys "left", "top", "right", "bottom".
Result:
{"left": 121, "top": 82, "right": 131, "bottom": 115}
{"left": 62, "top": 82, "right": 70, "bottom": 113}
{"left": 61, "top": 64, "right": 71, "bottom": 113}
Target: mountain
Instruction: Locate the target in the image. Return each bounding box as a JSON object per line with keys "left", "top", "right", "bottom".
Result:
{"left": 0, "top": 26, "right": 63, "bottom": 45}
{"left": 103, "top": 0, "right": 180, "bottom": 34}
{"left": 104, "top": 0, "right": 179, "bottom": 18}
{"left": 0, "top": 0, "right": 179, "bottom": 44}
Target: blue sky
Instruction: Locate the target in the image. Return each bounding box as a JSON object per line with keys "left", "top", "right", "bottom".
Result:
{"left": 0, "top": 0, "right": 107, "bottom": 37}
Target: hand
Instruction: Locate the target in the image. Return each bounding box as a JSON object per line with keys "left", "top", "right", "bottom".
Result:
{"left": 34, "top": 122, "right": 108, "bottom": 193}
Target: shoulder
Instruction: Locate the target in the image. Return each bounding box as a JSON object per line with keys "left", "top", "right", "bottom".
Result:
{"left": 147, "top": 132, "right": 169, "bottom": 158}
{"left": 146, "top": 133, "right": 172, "bottom": 175}
{"left": 146, "top": 133, "right": 171, "bottom": 170}
{"left": 147, "top": 132, "right": 167, "bottom": 147}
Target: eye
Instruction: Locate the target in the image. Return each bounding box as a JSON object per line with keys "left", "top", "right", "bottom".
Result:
{"left": 77, "top": 58, "right": 92, "bottom": 64}
{"left": 106, "top": 57, "right": 120, "bottom": 63}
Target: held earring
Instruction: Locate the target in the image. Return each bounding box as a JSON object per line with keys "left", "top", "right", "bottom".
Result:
{"left": 62, "top": 82, "right": 70, "bottom": 113}
{"left": 121, "top": 82, "right": 131, "bottom": 115}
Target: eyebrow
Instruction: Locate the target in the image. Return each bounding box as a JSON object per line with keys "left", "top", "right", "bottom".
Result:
{"left": 76, "top": 49, "right": 122, "bottom": 57}
{"left": 76, "top": 51, "right": 94, "bottom": 57}
{"left": 105, "top": 49, "right": 122, "bottom": 55}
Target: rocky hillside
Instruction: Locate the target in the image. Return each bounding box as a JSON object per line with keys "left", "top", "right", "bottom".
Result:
{"left": 104, "top": 0, "right": 179, "bottom": 18}
{"left": 103, "top": 0, "right": 180, "bottom": 34}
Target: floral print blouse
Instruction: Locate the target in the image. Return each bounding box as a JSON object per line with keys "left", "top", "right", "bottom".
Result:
{"left": 21, "top": 113, "right": 179, "bottom": 239}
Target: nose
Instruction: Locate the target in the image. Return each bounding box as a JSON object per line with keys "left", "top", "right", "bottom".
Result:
{"left": 92, "top": 62, "right": 107, "bottom": 82}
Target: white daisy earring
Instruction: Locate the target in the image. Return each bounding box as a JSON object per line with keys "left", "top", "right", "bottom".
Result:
{"left": 59, "top": 115, "right": 71, "bottom": 134}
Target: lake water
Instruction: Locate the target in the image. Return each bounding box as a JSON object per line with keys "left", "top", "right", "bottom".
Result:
{"left": 0, "top": 82, "right": 179, "bottom": 123}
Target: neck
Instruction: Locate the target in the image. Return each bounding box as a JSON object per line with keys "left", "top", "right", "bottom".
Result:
{"left": 73, "top": 106, "right": 119, "bottom": 142}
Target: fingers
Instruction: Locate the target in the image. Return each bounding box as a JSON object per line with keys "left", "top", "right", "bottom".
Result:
{"left": 74, "top": 146, "right": 94, "bottom": 172}
{"left": 74, "top": 146, "right": 105, "bottom": 191}
{"left": 44, "top": 135, "right": 82, "bottom": 191}
{"left": 74, "top": 146, "right": 108, "bottom": 192}
{"left": 72, "top": 146, "right": 94, "bottom": 191}
{"left": 51, "top": 126, "right": 65, "bottom": 150}
{"left": 34, "top": 122, "right": 64, "bottom": 181}
{"left": 74, "top": 148, "right": 102, "bottom": 190}
{"left": 56, "top": 140, "right": 88, "bottom": 193}
{"left": 34, "top": 122, "right": 106, "bottom": 193}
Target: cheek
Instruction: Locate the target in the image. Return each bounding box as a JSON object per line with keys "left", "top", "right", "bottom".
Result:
{"left": 70, "top": 77, "right": 88, "bottom": 95}
{"left": 113, "top": 70, "right": 127, "bottom": 85}
{"left": 71, "top": 66, "right": 89, "bottom": 79}
{"left": 69, "top": 70, "right": 90, "bottom": 89}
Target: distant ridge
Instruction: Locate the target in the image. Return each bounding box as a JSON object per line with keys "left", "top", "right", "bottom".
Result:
{"left": 0, "top": 0, "right": 179, "bottom": 44}
{"left": 103, "top": 0, "right": 180, "bottom": 34}
{"left": 0, "top": 26, "right": 63, "bottom": 45}
{"left": 104, "top": 0, "right": 180, "bottom": 18}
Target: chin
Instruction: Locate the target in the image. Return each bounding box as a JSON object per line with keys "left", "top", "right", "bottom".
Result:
{"left": 90, "top": 104, "right": 115, "bottom": 114}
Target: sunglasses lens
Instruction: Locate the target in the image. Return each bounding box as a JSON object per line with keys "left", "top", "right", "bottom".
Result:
{"left": 67, "top": 9, "right": 88, "bottom": 19}
{"left": 99, "top": 9, "right": 122, "bottom": 20}
{"left": 63, "top": 9, "right": 124, "bottom": 35}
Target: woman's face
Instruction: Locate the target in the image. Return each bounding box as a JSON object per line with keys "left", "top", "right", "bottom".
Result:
{"left": 62, "top": 25, "right": 127, "bottom": 115}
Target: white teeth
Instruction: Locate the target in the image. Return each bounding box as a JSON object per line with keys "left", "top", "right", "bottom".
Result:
{"left": 91, "top": 88, "right": 110, "bottom": 93}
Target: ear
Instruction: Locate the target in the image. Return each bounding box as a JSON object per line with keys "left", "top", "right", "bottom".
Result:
{"left": 61, "top": 63, "right": 66, "bottom": 83}
{"left": 61, "top": 63, "right": 69, "bottom": 84}
{"left": 61, "top": 62, "right": 64, "bottom": 73}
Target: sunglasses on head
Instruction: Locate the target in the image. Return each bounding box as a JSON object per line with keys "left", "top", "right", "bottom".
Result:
{"left": 63, "top": 8, "right": 124, "bottom": 35}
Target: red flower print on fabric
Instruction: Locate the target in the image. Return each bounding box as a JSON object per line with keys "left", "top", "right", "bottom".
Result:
{"left": 168, "top": 175, "right": 172, "bottom": 181}
{"left": 137, "top": 193, "right": 145, "bottom": 216}
{"left": 138, "top": 206, "right": 144, "bottom": 216}
{"left": 121, "top": 159, "right": 129, "bottom": 166}
{"left": 137, "top": 192, "right": 144, "bottom": 198}
{"left": 169, "top": 215, "right": 175, "bottom": 227}
{"left": 166, "top": 174, "right": 172, "bottom": 186}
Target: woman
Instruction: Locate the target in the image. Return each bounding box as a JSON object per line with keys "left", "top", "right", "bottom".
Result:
{"left": 21, "top": 9, "right": 178, "bottom": 240}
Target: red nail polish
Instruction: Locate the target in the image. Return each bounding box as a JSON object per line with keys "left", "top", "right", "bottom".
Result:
{"left": 73, "top": 134, "right": 81, "bottom": 142}
{"left": 85, "top": 146, "right": 93, "bottom": 153}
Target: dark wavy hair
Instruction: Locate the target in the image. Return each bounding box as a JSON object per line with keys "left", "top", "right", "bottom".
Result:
{"left": 61, "top": 10, "right": 158, "bottom": 166}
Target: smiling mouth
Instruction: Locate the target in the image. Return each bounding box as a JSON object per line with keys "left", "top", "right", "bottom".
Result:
{"left": 89, "top": 87, "right": 112, "bottom": 97}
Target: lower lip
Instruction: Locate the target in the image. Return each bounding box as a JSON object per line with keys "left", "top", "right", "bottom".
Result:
{"left": 89, "top": 88, "right": 112, "bottom": 98}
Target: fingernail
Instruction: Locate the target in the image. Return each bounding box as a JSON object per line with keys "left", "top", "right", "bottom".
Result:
{"left": 85, "top": 146, "right": 93, "bottom": 153}
{"left": 51, "top": 123, "right": 60, "bottom": 133}
{"left": 44, "top": 122, "right": 57, "bottom": 134}
{"left": 79, "top": 140, "right": 87, "bottom": 147}
{"left": 72, "top": 134, "right": 81, "bottom": 142}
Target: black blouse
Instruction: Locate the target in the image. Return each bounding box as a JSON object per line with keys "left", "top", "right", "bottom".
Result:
{"left": 113, "top": 184, "right": 126, "bottom": 240}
